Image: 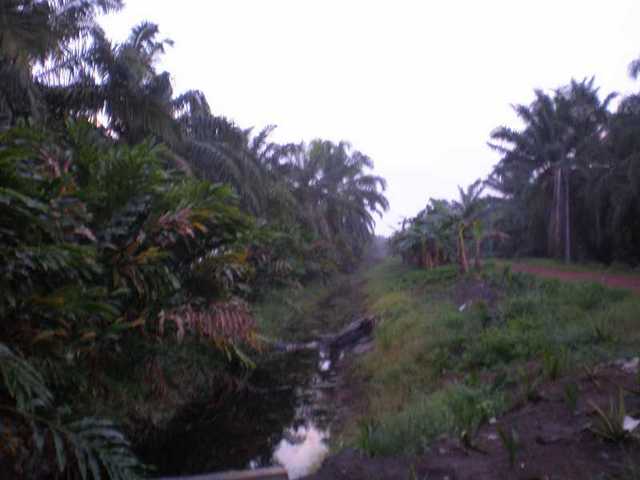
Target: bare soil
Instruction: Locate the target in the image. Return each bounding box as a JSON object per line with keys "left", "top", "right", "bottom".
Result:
{"left": 510, "top": 263, "right": 640, "bottom": 294}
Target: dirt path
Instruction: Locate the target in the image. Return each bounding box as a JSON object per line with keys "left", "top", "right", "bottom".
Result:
{"left": 509, "top": 262, "right": 640, "bottom": 294}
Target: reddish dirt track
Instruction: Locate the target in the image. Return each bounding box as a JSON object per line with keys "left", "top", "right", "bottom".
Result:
{"left": 510, "top": 263, "right": 640, "bottom": 294}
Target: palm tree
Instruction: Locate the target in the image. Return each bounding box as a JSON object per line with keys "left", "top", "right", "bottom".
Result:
{"left": 177, "top": 111, "right": 278, "bottom": 215}
{"left": 0, "top": 0, "right": 122, "bottom": 126}
{"left": 576, "top": 62, "right": 640, "bottom": 263}
{"left": 69, "top": 21, "right": 181, "bottom": 144}
{"left": 288, "top": 140, "right": 388, "bottom": 267}
{"left": 489, "top": 78, "right": 613, "bottom": 263}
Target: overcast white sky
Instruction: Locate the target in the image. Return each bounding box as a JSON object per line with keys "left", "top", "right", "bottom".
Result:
{"left": 100, "top": 1, "right": 640, "bottom": 235}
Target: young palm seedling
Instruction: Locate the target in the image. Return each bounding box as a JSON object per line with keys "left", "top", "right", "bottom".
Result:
{"left": 590, "top": 388, "right": 638, "bottom": 442}
{"left": 496, "top": 425, "right": 520, "bottom": 468}
{"left": 542, "top": 349, "right": 567, "bottom": 381}
{"left": 515, "top": 367, "right": 543, "bottom": 405}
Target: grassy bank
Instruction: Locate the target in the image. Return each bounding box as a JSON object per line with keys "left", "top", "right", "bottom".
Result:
{"left": 346, "top": 257, "right": 640, "bottom": 456}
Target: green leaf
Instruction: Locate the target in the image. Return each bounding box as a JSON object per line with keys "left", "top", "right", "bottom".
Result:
{"left": 52, "top": 430, "right": 67, "bottom": 472}
{"left": 72, "top": 438, "right": 88, "bottom": 480}
{"left": 87, "top": 451, "right": 102, "bottom": 480}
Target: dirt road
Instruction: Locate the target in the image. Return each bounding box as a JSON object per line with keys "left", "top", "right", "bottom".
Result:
{"left": 509, "top": 262, "right": 640, "bottom": 294}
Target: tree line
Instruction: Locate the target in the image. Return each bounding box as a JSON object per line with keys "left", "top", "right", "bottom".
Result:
{"left": 0, "top": 1, "right": 388, "bottom": 478}
{"left": 393, "top": 66, "right": 640, "bottom": 270}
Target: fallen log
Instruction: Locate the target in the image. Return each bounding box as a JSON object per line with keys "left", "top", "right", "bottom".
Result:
{"left": 325, "top": 316, "right": 375, "bottom": 350}
{"left": 260, "top": 315, "right": 376, "bottom": 353}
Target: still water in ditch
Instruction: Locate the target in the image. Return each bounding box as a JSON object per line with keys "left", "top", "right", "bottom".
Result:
{"left": 144, "top": 345, "right": 340, "bottom": 479}
{"left": 255, "top": 347, "right": 335, "bottom": 478}
{"left": 249, "top": 346, "right": 337, "bottom": 479}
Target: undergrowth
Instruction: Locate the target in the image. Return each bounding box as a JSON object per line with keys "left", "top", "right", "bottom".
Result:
{"left": 254, "top": 273, "right": 364, "bottom": 342}
{"left": 347, "top": 257, "right": 640, "bottom": 456}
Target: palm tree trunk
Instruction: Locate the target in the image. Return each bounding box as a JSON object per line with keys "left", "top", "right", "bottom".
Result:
{"left": 564, "top": 168, "right": 571, "bottom": 263}
{"left": 421, "top": 241, "right": 428, "bottom": 269}
{"left": 458, "top": 228, "right": 469, "bottom": 274}
{"left": 551, "top": 167, "right": 562, "bottom": 258}
{"left": 595, "top": 207, "right": 602, "bottom": 253}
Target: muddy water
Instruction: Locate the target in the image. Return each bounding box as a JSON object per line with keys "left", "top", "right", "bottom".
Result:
{"left": 145, "top": 344, "right": 342, "bottom": 479}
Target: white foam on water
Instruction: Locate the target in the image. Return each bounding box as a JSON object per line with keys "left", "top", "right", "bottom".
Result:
{"left": 273, "top": 422, "right": 329, "bottom": 479}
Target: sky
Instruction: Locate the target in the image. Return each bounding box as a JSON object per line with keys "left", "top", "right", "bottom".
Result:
{"left": 100, "top": 1, "right": 640, "bottom": 235}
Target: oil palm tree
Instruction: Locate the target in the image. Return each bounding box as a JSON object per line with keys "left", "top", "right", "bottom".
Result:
{"left": 67, "top": 21, "right": 181, "bottom": 144}
{"left": 177, "top": 111, "right": 275, "bottom": 214}
{"left": 0, "top": 0, "right": 122, "bottom": 126}
{"left": 489, "top": 78, "right": 613, "bottom": 262}
{"left": 289, "top": 140, "right": 388, "bottom": 266}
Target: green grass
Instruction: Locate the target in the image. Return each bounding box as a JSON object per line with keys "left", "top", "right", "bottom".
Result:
{"left": 354, "top": 382, "right": 505, "bottom": 457}
{"left": 346, "top": 256, "right": 640, "bottom": 456}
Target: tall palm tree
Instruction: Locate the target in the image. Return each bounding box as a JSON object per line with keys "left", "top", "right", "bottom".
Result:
{"left": 289, "top": 140, "right": 388, "bottom": 266}
{"left": 177, "top": 111, "right": 276, "bottom": 215}
{"left": 66, "top": 21, "right": 181, "bottom": 144}
{"left": 0, "top": 0, "right": 122, "bottom": 126}
{"left": 577, "top": 64, "right": 640, "bottom": 263}
{"left": 489, "top": 78, "right": 613, "bottom": 262}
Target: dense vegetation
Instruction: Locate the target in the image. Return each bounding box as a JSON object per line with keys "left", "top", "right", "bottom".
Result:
{"left": 394, "top": 71, "right": 640, "bottom": 267}
{"left": 390, "top": 180, "right": 504, "bottom": 273}
{"left": 350, "top": 258, "right": 640, "bottom": 457}
{"left": 361, "top": 34, "right": 640, "bottom": 479}
{"left": 6, "top": 1, "right": 640, "bottom": 478}
{"left": 0, "top": 1, "right": 388, "bottom": 478}
{"left": 371, "top": 49, "right": 640, "bottom": 478}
